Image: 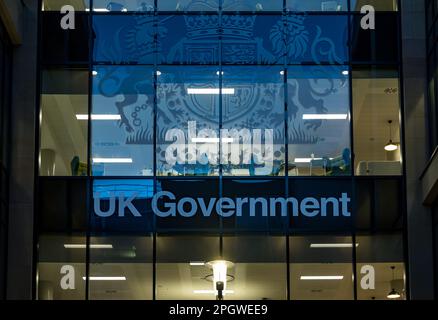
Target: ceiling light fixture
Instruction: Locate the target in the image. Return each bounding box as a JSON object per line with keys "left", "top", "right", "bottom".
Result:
{"left": 187, "top": 88, "right": 235, "bottom": 95}
{"left": 64, "top": 244, "right": 113, "bottom": 249}
{"left": 190, "top": 261, "right": 205, "bottom": 266}
{"left": 82, "top": 276, "right": 126, "bottom": 281}
{"left": 387, "top": 266, "right": 401, "bottom": 299}
{"left": 76, "top": 114, "right": 121, "bottom": 120}
{"left": 384, "top": 120, "right": 399, "bottom": 151}
{"left": 310, "top": 243, "right": 358, "bottom": 248}
{"left": 85, "top": 8, "right": 110, "bottom": 12}
{"left": 302, "top": 114, "right": 348, "bottom": 120}
{"left": 300, "top": 276, "right": 344, "bottom": 280}
{"left": 92, "top": 158, "right": 133, "bottom": 164}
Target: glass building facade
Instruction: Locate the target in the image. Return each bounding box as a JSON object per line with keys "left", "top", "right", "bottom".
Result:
{"left": 36, "top": 0, "right": 407, "bottom": 300}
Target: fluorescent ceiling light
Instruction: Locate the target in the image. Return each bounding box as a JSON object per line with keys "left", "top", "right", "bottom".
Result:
{"left": 294, "top": 158, "right": 322, "bottom": 163}
{"left": 64, "top": 244, "right": 113, "bottom": 249}
{"left": 302, "top": 114, "right": 348, "bottom": 120}
{"left": 82, "top": 276, "right": 126, "bottom": 281}
{"left": 294, "top": 157, "right": 335, "bottom": 163}
{"left": 193, "top": 290, "right": 234, "bottom": 294}
{"left": 300, "top": 276, "right": 344, "bottom": 280}
{"left": 310, "top": 243, "right": 359, "bottom": 248}
{"left": 190, "top": 261, "right": 205, "bottom": 266}
{"left": 187, "top": 88, "right": 235, "bottom": 95}
{"left": 92, "top": 158, "right": 133, "bottom": 164}
{"left": 191, "top": 138, "right": 234, "bottom": 143}
{"left": 76, "top": 114, "right": 121, "bottom": 120}
{"left": 86, "top": 8, "right": 110, "bottom": 12}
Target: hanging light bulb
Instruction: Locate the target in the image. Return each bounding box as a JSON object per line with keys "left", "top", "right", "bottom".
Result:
{"left": 207, "top": 260, "right": 233, "bottom": 299}
{"left": 384, "top": 120, "right": 399, "bottom": 151}
{"left": 387, "top": 266, "right": 401, "bottom": 299}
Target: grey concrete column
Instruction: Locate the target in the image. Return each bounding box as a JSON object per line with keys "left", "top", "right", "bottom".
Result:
{"left": 6, "top": 0, "right": 38, "bottom": 300}
{"left": 400, "top": 0, "right": 435, "bottom": 300}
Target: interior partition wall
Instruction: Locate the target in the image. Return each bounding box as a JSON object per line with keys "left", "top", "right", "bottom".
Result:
{"left": 36, "top": 0, "right": 406, "bottom": 300}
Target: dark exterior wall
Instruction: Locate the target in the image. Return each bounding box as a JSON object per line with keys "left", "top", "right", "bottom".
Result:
{"left": 401, "top": 0, "right": 435, "bottom": 300}
{"left": 3, "top": 0, "right": 38, "bottom": 299}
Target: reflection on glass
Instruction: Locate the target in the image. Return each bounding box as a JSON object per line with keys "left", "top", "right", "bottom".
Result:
{"left": 287, "top": 66, "right": 351, "bottom": 176}
{"left": 156, "top": 66, "right": 219, "bottom": 176}
{"left": 93, "top": 14, "right": 156, "bottom": 65}
{"left": 158, "top": 0, "right": 218, "bottom": 11}
{"left": 92, "top": 66, "right": 154, "bottom": 176}
{"left": 93, "top": 0, "right": 154, "bottom": 12}
{"left": 40, "top": 70, "right": 88, "bottom": 176}
{"left": 287, "top": 0, "right": 347, "bottom": 11}
{"left": 89, "top": 235, "right": 153, "bottom": 300}
{"left": 356, "top": 234, "right": 406, "bottom": 300}
{"left": 91, "top": 179, "right": 155, "bottom": 233}
{"left": 290, "top": 235, "right": 354, "bottom": 300}
{"left": 353, "top": 67, "right": 402, "bottom": 176}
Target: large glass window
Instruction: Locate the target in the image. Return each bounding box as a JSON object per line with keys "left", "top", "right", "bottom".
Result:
{"left": 290, "top": 235, "right": 354, "bottom": 300}
{"left": 221, "top": 66, "right": 285, "bottom": 176}
{"left": 157, "top": 66, "right": 220, "bottom": 176}
{"left": 352, "top": 67, "right": 402, "bottom": 176}
{"left": 40, "top": 69, "right": 88, "bottom": 176}
{"left": 91, "top": 66, "right": 154, "bottom": 176}
{"left": 37, "top": 0, "right": 405, "bottom": 301}
{"left": 287, "top": 66, "right": 351, "bottom": 176}
{"left": 88, "top": 235, "right": 153, "bottom": 300}
{"left": 356, "top": 234, "right": 406, "bottom": 300}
